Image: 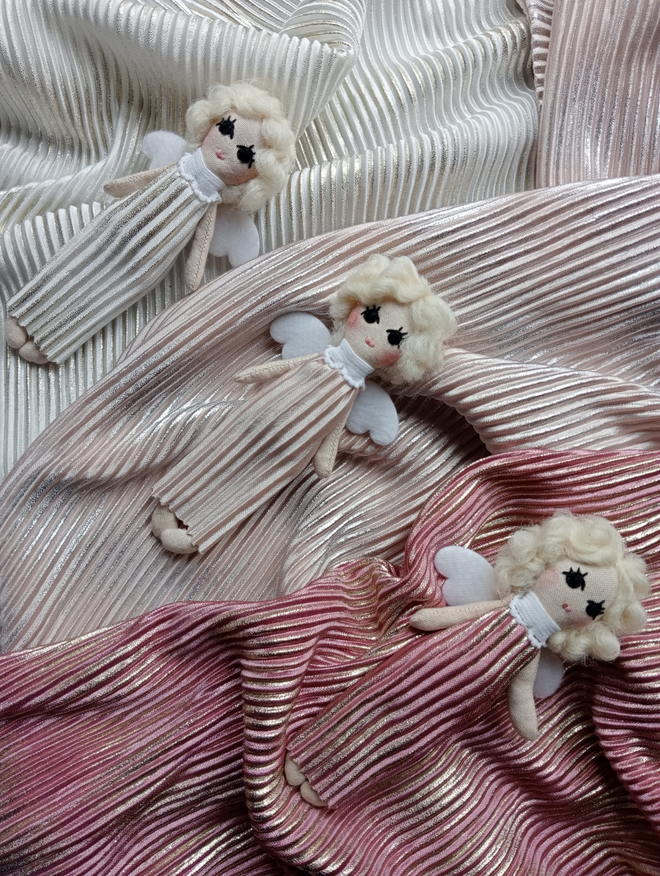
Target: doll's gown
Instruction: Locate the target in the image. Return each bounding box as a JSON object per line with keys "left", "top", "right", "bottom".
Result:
{"left": 7, "top": 148, "right": 223, "bottom": 364}
{"left": 152, "top": 340, "right": 374, "bottom": 554}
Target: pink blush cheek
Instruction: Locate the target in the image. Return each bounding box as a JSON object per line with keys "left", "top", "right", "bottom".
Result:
{"left": 376, "top": 349, "right": 401, "bottom": 368}
{"left": 347, "top": 308, "right": 361, "bottom": 328}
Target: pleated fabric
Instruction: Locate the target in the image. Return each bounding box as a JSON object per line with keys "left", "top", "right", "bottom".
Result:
{"left": 0, "top": 0, "right": 538, "bottom": 476}
{"left": 517, "top": 0, "right": 554, "bottom": 104}
{"left": 153, "top": 355, "right": 357, "bottom": 552}
{"left": 8, "top": 166, "right": 210, "bottom": 363}
{"left": 538, "top": 0, "right": 660, "bottom": 185}
{"left": 2, "top": 449, "right": 660, "bottom": 875}
{"left": 3, "top": 170, "right": 660, "bottom": 649}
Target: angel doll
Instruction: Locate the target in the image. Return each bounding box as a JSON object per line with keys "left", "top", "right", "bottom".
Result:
{"left": 5, "top": 82, "right": 296, "bottom": 365}
{"left": 151, "top": 254, "right": 457, "bottom": 555}
{"left": 285, "top": 511, "right": 650, "bottom": 807}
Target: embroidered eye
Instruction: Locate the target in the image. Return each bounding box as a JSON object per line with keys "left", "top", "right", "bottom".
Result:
{"left": 362, "top": 305, "right": 380, "bottom": 324}
{"left": 586, "top": 599, "right": 606, "bottom": 619}
{"left": 563, "top": 567, "right": 588, "bottom": 591}
{"left": 217, "top": 116, "right": 236, "bottom": 138}
{"left": 237, "top": 145, "right": 256, "bottom": 168}
{"left": 387, "top": 327, "right": 408, "bottom": 347}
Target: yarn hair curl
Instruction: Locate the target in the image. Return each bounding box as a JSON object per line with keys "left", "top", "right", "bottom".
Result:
{"left": 330, "top": 254, "right": 457, "bottom": 385}
{"left": 494, "top": 511, "right": 649, "bottom": 662}
{"left": 185, "top": 82, "right": 296, "bottom": 213}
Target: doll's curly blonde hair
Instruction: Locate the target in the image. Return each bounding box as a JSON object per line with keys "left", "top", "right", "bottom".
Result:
{"left": 330, "top": 254, "right": 457, "bottom": 385}
{"left": 494, "top": 511, "right": 649, "bottom": 662}
{"left": 186, "top": 82, "right": 296, "bottom": 213}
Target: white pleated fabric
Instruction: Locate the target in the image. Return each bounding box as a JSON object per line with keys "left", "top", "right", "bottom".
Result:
{"left": 0, "top": 0, "right": 538, "bottom": 476}
{"left": 518, "top": 0, "right": 554, "bottom": 104}
{"left": 3, "top": 170, "right": 660, "bottom": 651}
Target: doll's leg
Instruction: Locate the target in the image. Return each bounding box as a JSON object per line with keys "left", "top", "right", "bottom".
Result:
{"left": 507, "top": 650, "right": 540, "bottom": 741}
{"left": 5, "top": 317, "right": 49, "bottom": 364}
{"left": 151, "top": 503, "right": 198, "bottom": 555}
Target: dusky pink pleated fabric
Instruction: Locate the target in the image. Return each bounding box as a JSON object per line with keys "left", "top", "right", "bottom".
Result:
{"left": 2, "top": 449, "right": 660, "bottom": 875}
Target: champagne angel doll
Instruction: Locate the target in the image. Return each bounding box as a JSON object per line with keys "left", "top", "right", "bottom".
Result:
{"left": 5, "top": 82, "right": 296, "bottom": 365}
{"left": 151, "top": 254, "right": 457, "bottom": 555}
{"left": 285, "top": 511, "right": 650, "bottom": 807}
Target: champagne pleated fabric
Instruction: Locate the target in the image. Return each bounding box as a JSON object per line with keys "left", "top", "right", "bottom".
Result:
{"left": 3, "top": 167, "right": 660, "bottom": 649}
{"left": 2, "top": 450, "right": 660, "bottom": 875}
{"left": 0, "top": 0, "right": 537, "bottom": 475}
{"left": 153, "top": 355, "right": 357, "bottom": 552}
{"left": 538, "top": 0, "right": 660, "bottom": 185}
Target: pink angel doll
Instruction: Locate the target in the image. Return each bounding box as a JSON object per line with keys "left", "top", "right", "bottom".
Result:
{"left": 4, "top": 82, "right": 296, "bottom": 365}
{"left": 151, "top": 254, "right": 457, "bottom": 555}
{"left": 285, "top": 511, "right": 650, "bottom": 807}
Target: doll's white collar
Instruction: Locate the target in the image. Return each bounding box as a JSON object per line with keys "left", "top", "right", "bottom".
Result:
{"left": 509, "top": 591, "right": 561, "bottom": 649}
{"left": 324, "top": 339, "right": 374, "bottom": 389}
{"left": 178, "top": 149, "right": 227, "bottom": 203}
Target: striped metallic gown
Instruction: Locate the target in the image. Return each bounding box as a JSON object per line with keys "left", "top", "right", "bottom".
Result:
{"left": 7, "top": 158, "right": 218, "bottom": 364}
{"left": 153, "top": 353, "right": 360, "bottom": 553}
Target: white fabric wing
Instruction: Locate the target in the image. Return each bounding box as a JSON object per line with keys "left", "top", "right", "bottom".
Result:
{"left": 434, "top": 545, "right": 497, "bottom": 606}
{"left": 209, "top": 205, "right": 260, "bottom": 267}
{"left": 270, "top": 312, "right": 332, "bottom": 359}
{"left": 533, "top": 649, "right": 565, "bottom": 698}
{"left": 345, "top": 382, "right": 398, "bottom": 445}
{"left": 141, "top": 131, "right": 188, "bottom": 170}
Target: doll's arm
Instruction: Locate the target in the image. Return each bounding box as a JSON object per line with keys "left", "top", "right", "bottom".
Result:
{"left": 235, "top": 355, "right": 313, "bottom": 384}
{"left": 313, "top": 418, "right": 348, "bottom": 479}
{"left": 507, "top": 651, "right": 540, "bottom": 741}
{"left": 103, "top": 165, "right": 170, "bottom": 198}
{"left": 185, "top": 204, "right": 218, "bottom": 292}
{"left": 410, "top": 599, "right": 509, "bottom": 631}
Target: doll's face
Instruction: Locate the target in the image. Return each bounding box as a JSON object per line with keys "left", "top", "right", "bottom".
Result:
{"left": 533, "top": 560, "right": 619, "bottom": 629}
{"left": 201, "top": 114, "right": 263, "bottom": 186}
{"left": 342, "top": 301, "right": 410, "bottom": 370}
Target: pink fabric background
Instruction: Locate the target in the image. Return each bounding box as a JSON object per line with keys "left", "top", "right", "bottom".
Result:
{"left": 1, "top": 450, "right": 659, "bottom": 874}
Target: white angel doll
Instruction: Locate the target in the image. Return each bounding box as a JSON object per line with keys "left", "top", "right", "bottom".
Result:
{"left": 5, "top": 82, "right": 296, "bottom": 365}
{"left": 151, "top": 254, "right": 457, "bottom": 555}
{"left": 412, "top": 511, "right": 650, "bottom": 740}
{"left": 285, "top": 511, "right": 650, "bottom": 808}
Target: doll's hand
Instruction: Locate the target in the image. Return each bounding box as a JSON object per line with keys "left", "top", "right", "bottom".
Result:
{"left": 152, "top": 504, "right": 198, "bottom": 555}
{"left": 284, "top": 754, "right": 327, "bottom": 808}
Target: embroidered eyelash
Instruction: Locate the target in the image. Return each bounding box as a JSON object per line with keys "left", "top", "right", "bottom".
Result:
{"left": 387, "top": 327, "right": 408, "bottom": 347}
{"left": 563, "top": 567, "right": 588, "bottom": 591}
{"left": 362, "top": 305, "right": 381, "bottom": 324}
{"left": 217, "top": 116, "right": 236, "bottom": 138}
{"left": 237, "top": 144, "right": 256, "bottom": 168}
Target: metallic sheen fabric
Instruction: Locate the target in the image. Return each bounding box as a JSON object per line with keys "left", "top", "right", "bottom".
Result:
{"left": 0, "top": 0, "right": 538, "bottom": 475}
{"left": 1, "top": 450, "right": 659, "bottom": 874}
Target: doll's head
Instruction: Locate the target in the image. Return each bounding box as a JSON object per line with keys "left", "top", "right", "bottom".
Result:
{"left": 330, "top": 254, "right": 457, "bottom": 385}
{"left": 494, "top": 511, "right": 649, "bottom": 662}
{"left": 186, "top": 82, "right": 296, "bottom": 212}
